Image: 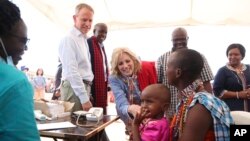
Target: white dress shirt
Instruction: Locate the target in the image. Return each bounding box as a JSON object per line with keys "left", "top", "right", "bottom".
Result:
{"left": 59, "top": 26, "right": 94, "bottom": 104}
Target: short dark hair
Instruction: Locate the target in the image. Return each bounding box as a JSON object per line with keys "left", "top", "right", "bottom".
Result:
{"left": 174, "top": 49, "right": 204, "bottom": 81}
{"left": 0, "top": 0, "right": 21, "bottom": 37}
{"left": 226, "top": 43, "right": 246, "bottom": 59}
{"left": 93, "top": 23, "right": 107, "bottom": 33}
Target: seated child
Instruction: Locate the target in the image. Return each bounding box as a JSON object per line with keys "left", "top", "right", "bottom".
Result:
{"left": 132, "top": 84, "right": 170, "bottom": 141}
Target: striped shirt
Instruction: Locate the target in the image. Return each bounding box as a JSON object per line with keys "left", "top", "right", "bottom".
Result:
{"left": 156, "top": 51, "right": 214, "bottom": 118}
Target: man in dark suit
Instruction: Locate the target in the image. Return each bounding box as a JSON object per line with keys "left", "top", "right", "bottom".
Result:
{"left": 87, "top": 23, "right": 109, "bottom": 114}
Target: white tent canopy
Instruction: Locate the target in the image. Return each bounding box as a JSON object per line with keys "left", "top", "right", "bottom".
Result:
{"left": 25, "top": 0, "right": 250, "bottom": 30}
{"left": 11, "top": 0, "right": 250, "bottom": 76}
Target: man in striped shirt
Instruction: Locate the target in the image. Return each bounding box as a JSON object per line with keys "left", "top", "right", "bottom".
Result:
{"left": 156, "top": 27, "right": 214, "bottom": 119}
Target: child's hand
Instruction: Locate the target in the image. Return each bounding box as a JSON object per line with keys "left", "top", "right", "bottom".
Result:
{"left": 132, "top": 110, "right": 146, "bottom": 141}
{"left": 133, "top": 108, "right": 148, "bottom": 126}
{"left": 141, "top": 108, "right": 150, "bottom": 118}
{"left": 133, "top": 112, "right": 143, "bottom": 126}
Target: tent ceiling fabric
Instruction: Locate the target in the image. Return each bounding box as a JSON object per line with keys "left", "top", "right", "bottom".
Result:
{"left": 25, "top": 0, "right": 250, "bottom": 30}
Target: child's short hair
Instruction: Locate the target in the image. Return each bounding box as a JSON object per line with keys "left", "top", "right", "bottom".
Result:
{"left": 142, "top": 84, "right": 170, "bottom": 104}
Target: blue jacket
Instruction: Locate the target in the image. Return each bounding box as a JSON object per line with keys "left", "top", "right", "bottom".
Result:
{"left": 109, "top": 75, "right": 141, "bottom": 125}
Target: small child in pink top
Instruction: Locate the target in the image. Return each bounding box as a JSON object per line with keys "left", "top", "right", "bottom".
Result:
{"left": 132, "top": 84, "right": 170, "bottom": 141}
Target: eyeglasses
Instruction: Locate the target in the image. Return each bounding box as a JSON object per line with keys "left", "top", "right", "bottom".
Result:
{"left": 9, "top": 33, "right": 30, "bottom": 45}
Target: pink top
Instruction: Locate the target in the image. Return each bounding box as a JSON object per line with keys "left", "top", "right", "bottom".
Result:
{"left": 140, "top": 117, "right": 170, "bottom": 141}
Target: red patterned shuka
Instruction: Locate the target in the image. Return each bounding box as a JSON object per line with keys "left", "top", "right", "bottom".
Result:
{"left": 87, "top": 36, "right": 109, "bottom": 111}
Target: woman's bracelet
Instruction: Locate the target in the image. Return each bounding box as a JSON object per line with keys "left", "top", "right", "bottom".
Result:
{"left": 236, "top": 91, "right": 239, "bottom": 99}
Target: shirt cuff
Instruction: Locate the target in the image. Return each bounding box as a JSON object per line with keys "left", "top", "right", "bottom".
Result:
{"left": 125, "top": 105, "right": 134, "bottom": 120}
{"left": 78, "top": 93, "right": 89, "bottom": 104}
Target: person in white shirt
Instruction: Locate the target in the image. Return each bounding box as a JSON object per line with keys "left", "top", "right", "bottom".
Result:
{"left": 58, "top": 3, "right": 94, "bottom": 112}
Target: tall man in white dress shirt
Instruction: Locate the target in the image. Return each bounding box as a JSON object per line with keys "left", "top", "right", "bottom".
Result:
{"left": 58, "top": 3, "right": 94, "bottom": 112}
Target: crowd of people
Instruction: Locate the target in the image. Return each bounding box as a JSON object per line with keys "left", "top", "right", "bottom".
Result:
{"left": 1, "top": 0, "right": 250, "bottom": 141}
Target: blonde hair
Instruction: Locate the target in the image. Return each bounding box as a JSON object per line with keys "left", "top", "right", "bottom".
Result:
{"left": 110, "top": 47, "right": 141, "bottom": 76}
{"left": 75, "top": 3, "right": 94, "bottom": 15}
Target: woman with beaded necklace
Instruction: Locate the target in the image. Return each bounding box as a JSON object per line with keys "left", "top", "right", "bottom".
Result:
{"left": 167, "top": 49, "right": 233, "bottom": 141}
{"left": 213, "top": 43, "right": 250, "bottom": 111}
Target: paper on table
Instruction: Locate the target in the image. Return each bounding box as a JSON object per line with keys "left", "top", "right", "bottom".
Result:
{"left": 37, "top": 121, "right": 76, "bottom": 131}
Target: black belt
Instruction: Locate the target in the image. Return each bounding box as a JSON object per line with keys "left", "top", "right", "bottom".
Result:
{"left": 62, "top": 80, "right": 92, "bottom": 86}
{"left": 83, "top": 80, "right": 92, "bottom": 86}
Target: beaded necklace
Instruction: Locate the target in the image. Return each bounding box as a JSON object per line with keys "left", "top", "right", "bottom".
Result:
{"left": 226, "top": 63, "right": 247, "bottom": 88}
{"left": 226, "top": 63, "right": 246, "bottom": 74}
{"left": 170, "top": 80, "right": 204, "bottom": 141}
